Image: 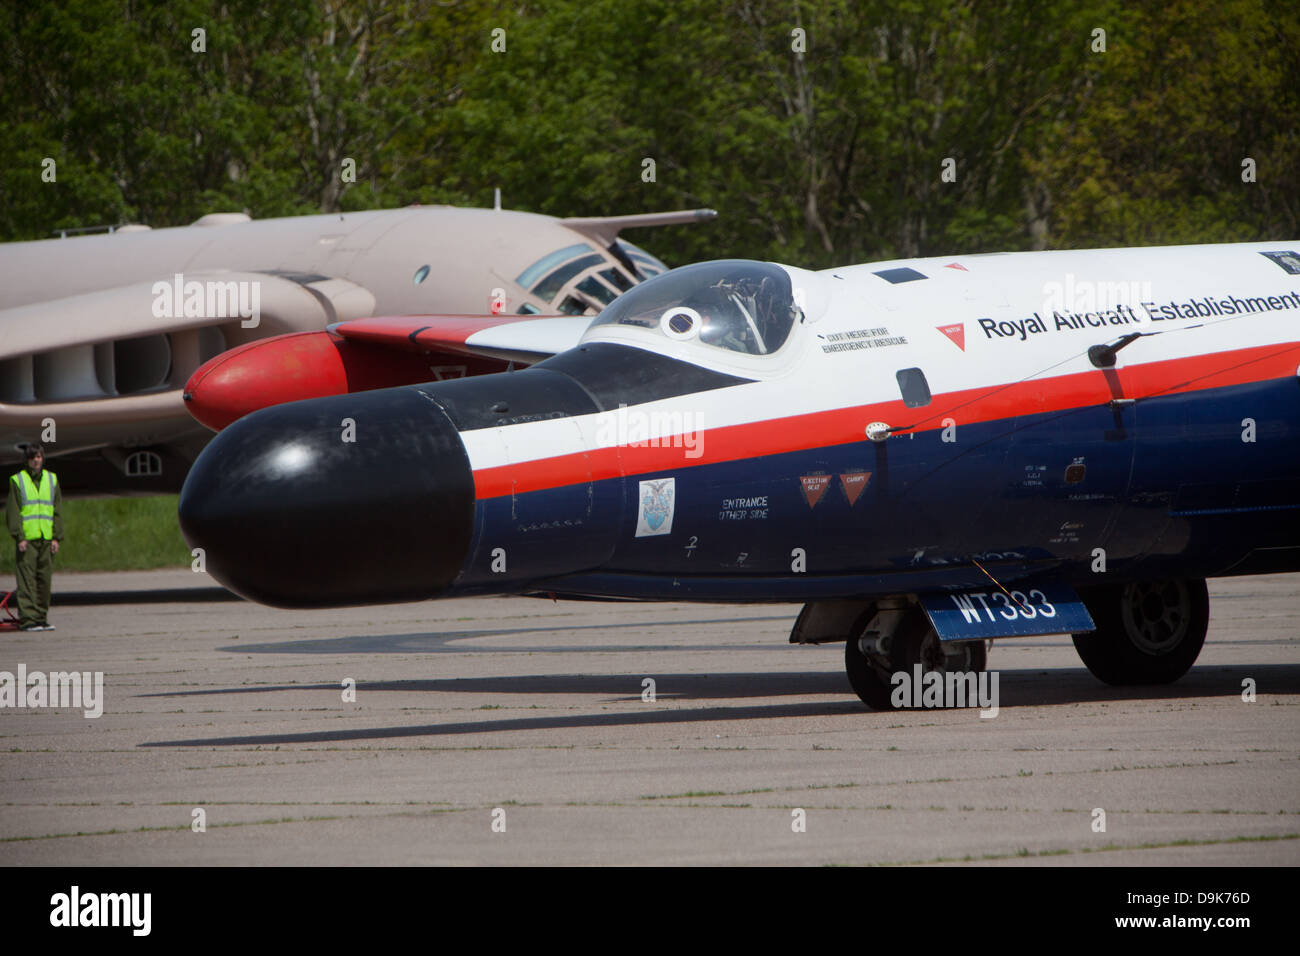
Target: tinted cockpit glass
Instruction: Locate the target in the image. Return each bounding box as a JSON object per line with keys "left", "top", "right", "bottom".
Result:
{"left": 515, "top": 243, "right": 594, "bottom": 289}
{"left": 583, "top": 260, "right": 800, "bottom": 356}
{"left": 616, "top": 239, "right": 668, "bottom": 278}
{"left": 532, "top": 253, "right": 605, "bottom": 301}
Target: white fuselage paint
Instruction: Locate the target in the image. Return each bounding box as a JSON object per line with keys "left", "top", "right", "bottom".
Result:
{"left": 458, "top": 242, "right": 1300, "bottom": 474}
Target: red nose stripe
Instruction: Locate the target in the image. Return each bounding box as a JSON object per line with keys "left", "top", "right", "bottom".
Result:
{"left": 469, "top": 341, "right": 1300, "bottom": 499}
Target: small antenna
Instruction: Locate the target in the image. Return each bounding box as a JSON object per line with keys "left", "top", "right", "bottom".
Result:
{"left": 493, "top": 188, "right": 502, "bottom": 211}
{"left": 1087, "top": 332, "right": 1144, "bottom": 368}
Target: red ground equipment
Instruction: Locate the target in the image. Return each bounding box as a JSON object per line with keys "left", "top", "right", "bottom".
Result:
{"left": 0, "top": 590, "right": 18, "bottom": 630}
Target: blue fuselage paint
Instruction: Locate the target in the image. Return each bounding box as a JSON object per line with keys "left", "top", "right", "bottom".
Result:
{"left": 450, "top": 373, "right": 1300, "bottom": 601}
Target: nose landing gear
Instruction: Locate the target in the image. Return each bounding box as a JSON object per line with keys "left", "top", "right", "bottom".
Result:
{"left": 842, "top": 602, "right": 987, "bottom": 709}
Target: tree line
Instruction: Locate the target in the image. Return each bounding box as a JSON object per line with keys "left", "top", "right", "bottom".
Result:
{"left": 2, "top": 0, "right": 1295, "bottom": 268}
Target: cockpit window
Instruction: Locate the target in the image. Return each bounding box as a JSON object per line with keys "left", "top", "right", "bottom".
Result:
{"left": 583, "top": 260, "right": 801, "bottom": 356}
{"left": 531, "top": 253, "right": 605, "bottom": 301}
{"left": 576, "top": 275, "right": 618, "bottom": 305}
{"left": 600, "top": 268, "right": 633, "bottom": 292}
{"left": 557, "top": 295, "right": 587, "bottom": 315}
{"left": 515, "top": 243, "right": 595, "bottom": 290}
{"left": 616, "top": 239, "right": 669, "bottom": 278}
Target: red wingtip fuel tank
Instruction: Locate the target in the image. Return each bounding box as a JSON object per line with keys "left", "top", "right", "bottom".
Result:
{"left": 183, "top": 331, "right": 505, "bottom": 430}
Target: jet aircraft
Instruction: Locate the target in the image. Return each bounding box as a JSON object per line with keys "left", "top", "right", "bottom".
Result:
{"left": 0, "top": 203, "right": 710, "bottom": 491}
{"left": 178, "top": 242, "right": 1300, "bottom": 707}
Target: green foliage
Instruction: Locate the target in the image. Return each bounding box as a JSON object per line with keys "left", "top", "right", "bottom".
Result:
{"left": 0, "top": 0, "right": 1294, "bottom": 258}
{"left": 1, "top": 496, "right": 191, "bottom": 573}
{"left": 0, "top": 0, "right": 494, "bottom": 235}
{"left": 1034, "top": 0, "right": 1300, "bottom": 248}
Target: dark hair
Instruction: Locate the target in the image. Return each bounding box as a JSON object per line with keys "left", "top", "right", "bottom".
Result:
{"left": 24, "top": 444, "right": 44, "bottom": 460}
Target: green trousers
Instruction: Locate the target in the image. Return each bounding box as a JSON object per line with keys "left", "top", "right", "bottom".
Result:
{"left": 14, "top": 539, "right": 54, "bottom": 627}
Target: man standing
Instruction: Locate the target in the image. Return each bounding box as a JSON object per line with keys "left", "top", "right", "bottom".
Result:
{"left": 6, "top": 445, "right": 62, "bottom": 631}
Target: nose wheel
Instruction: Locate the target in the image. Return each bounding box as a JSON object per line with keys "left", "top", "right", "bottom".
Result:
{"left": 844, "top": 605, "right": 987, "bottom": 709}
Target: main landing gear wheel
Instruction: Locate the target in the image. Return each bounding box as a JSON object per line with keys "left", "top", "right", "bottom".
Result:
{"left": 844, "top": 605, "right": 987, "bottom": 710}
{"left": 1071, "top": 579, "right": 1209, "bottom": 685}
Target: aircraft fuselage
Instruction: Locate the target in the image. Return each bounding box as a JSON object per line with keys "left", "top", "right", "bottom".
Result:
{"left": 180, "top": 243, "right": 1300, "bottom": 607}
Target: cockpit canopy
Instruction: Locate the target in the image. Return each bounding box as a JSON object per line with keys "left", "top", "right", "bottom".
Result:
{"left": 582, "top": 260, "right": 802, "bottom": 356}
{"left": 511, "top": 239, "right": 668, "bottom": 316}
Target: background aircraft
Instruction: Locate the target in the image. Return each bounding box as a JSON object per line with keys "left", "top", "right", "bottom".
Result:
{"left": 179, "top": 241, "right": 1300, "bottom": 708}
{"left": 0, "top": 204, "right": 713, "bottom": 492}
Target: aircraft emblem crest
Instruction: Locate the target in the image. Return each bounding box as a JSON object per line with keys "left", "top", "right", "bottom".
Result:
{"left": 636, "top": 478, "right": 676, "bottom": 536}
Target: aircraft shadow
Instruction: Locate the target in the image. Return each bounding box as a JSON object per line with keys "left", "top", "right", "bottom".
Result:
{"left": 139, "top": 671, "right": 851, "bottom": 700}
{"left": 138, "top": 663, "right": 1300, "bottom": 748}
{"left": 1000, "top": 662, "right": 1300, "bottom": 707}
{"left": 140, "top": 700, "right": 863, "bottom": 747}
{"left": 56, "top": 587, "right": 239, "bottom": 605}
{"left": 217, "top": 615, "right": 796, "bottom": 656}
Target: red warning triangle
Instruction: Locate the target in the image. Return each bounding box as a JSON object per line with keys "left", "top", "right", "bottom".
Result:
{"left": 800, "top": 474, "right": 831, "bottom": 508}
{"left": 937, "top": 323, "right": 965, "bottom": 351}
{"left": 944, "top": 262, "right": 968, "bottom": 271}
{"left": 839, "top": 471, "right": 871, "bottom": 506}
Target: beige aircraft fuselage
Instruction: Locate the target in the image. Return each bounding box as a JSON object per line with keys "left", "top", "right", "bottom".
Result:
{"left": 0, "top": 205, "right": 707, "bottom": 491}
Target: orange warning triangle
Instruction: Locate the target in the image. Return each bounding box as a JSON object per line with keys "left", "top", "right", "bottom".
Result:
{"left": 839, "top": 471, "right": 871, "bottom": 505}
{"left": 800, "top": 474, "right": 831, "bottom": 508}
{"left": 937, "top": 323, "right": 965, "bottom": 351}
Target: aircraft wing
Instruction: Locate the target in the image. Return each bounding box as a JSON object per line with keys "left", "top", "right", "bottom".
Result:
{"left": 183, "top": 312, "right": 591, "bottom": 430}
{"left": 329, "top": 313, "right": 591, "bottom": 365}
{"left": 0, "top": 271, "right": 375, "bottom": 434}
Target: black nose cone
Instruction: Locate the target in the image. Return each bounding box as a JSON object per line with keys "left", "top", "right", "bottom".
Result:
{"left": 179, "top": 385, "right": 474, "bottom": 607}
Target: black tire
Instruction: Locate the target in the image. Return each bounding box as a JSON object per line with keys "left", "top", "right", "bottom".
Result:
{"left": 845, "top": 607, "right": 986, "bottom": 709}
{"left": 1071, "top": 579, "right": 1209, "bottom": 685}
{"left": 844, "top": 605, "right": 897, "bottom": 710}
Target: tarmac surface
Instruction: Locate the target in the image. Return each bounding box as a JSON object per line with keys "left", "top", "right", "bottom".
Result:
{"left": 1, "top": 570, "right": 1297, "bottom": 866}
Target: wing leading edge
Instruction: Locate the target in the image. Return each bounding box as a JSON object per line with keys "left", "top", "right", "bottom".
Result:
{"left": 183, "top": 312, "right": 590, "bottom": 430}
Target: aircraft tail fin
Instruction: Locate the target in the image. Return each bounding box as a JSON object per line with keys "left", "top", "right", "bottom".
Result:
{"left": 559, "top": 208, "right": 716, "bottom": 245}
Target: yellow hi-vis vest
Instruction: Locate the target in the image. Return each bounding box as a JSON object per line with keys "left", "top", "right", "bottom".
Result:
{"left": 13, "top": 470, "right": 56, "bottom": 540}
